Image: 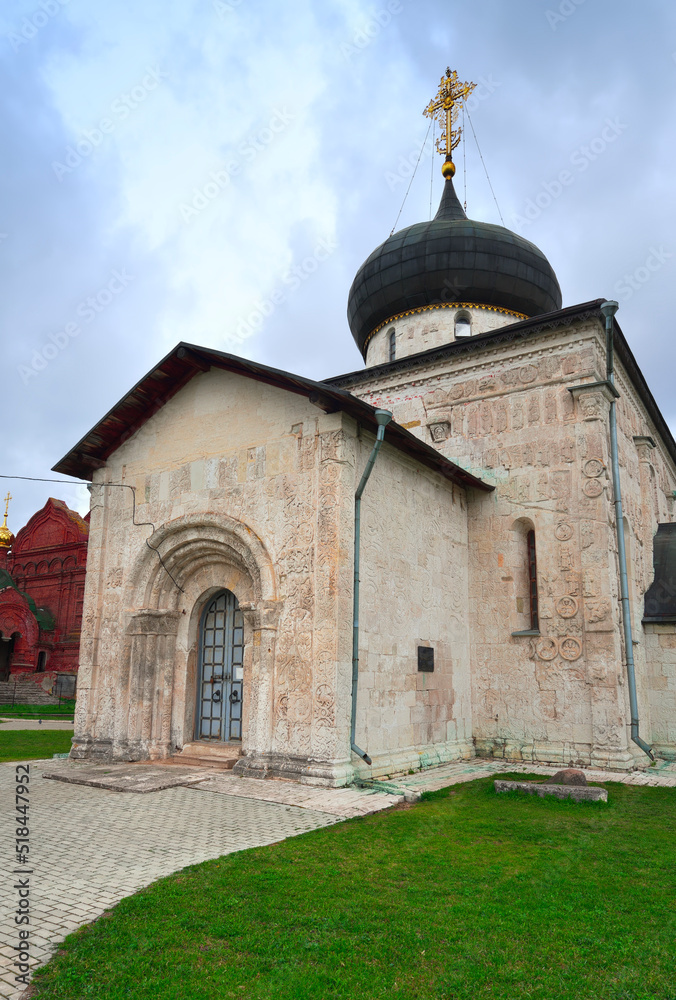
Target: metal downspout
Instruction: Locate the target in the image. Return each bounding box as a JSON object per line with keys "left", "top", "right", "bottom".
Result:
{"left": 351, "top": 409, "right": 392, "bottom": 765}
{"left": 600, "top": 300, "right": 654, "bottom": 761}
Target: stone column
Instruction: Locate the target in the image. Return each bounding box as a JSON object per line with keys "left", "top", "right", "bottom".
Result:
{"left": 118, "top": 609, "right": 180, "bottom": 761}
{"left": 235, "top": 599, "right": 282, "bottom": 769}
{"left": 569, "top": 382, "right": 634, "bottom": 768}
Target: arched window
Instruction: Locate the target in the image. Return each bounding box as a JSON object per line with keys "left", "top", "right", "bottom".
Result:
{"left": 454, "top": 310, "right": 471, "bottom": 338}
{"left": 36, "top": 651, "right": 47, "bottom": 673}
{"left": 388, "top": 327, "right": 396, "bottom": 362}
{"left": 510, "top": 519, "right": 540, "bottom": 635}
{"left": 526, "top": 530, "right": 539, "bottom": 631}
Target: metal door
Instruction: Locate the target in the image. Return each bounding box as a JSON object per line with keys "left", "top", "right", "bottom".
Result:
{"left": 196, "top": 590, "right": 244, "bottom": 741}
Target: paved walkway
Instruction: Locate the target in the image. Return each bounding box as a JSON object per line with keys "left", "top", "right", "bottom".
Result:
{"left": 0, "top": 720, "right": 74, "bottom": 731}
{"left": 1, "top": 754, "right": 674, "bottom": 999}
{"left": 0, "top": 760, "right": 402, "bottom": 999}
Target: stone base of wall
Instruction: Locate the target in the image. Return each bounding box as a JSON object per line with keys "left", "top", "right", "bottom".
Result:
{"left": 652, "top": 742, "right": 676, "bottom": 761}
{"left": 70, "top": 737, "right": 171, "bottom": 763}
{"left": 353, "top": 738, "right": 474, "bottom": 781}
{"left": 233, "top": 751, "right": 355, "bottom": 788}
{"left": 475, "top": 737, "right": 639, "bottom": 771}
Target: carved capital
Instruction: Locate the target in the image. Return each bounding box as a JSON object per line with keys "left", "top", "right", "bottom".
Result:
{"left": 126, "top": 609, "right": 180, "bottom": 636}
{"left": 567, "top": 381, "right": 618, "bottom": 421}
{"left": 633, "top": 435, "right": 656, "bottom": 463}
{"left": 239, "top": 599, "right": 283, "bottom": 632}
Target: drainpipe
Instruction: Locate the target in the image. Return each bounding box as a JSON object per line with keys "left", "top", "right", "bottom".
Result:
{"left": 351, "top": 409, "right": 392, "bottom": 765}
{"left": 600, "top": 300, "right": 654, "bottom": 761}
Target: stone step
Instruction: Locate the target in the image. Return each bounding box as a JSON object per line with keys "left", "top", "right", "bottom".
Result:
{"left": 170, "top": 741, "right": 242, "bottom": 771}
{"left": 0, "top": 680, "right": 61, "bottom": 705}
{"left": 171, "top": 754, "right": 239, "bottom": 770}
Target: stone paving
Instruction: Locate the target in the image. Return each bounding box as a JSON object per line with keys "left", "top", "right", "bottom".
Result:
{"left": 0, "top": 759, "right": 342, "bottom": 1000}
{"left": 1, "top": 753, "right": 675, "bottom": 999}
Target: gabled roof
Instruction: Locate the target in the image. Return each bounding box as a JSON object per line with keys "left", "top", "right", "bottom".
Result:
{"left": 53, "top": 344, "right": 493, "bottom": 493}
{"left": 327, "top": 299, "right": 676, "bottom": 469}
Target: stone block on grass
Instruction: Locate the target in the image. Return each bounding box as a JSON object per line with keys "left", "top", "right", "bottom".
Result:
{"left": 494, "top": 779, "right": 607, "bottom": 802}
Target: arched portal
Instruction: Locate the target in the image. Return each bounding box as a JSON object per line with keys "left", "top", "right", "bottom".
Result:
{"left": 196, "top": 589, "right": 244, "bottom": 742}
{"left": 0, "top": 632, "right": 18, "bottom": 682}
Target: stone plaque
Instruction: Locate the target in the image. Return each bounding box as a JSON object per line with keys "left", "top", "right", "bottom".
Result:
{"left": 555, "top": 522, "right": 574, "bottom": 542}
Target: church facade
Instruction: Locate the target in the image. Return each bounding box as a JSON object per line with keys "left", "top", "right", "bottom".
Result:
{"left": 0, "top": 498, "right": 88, "bottom": 688}
{"left": 54, "top": 72, "right": 676, "bottom": 781}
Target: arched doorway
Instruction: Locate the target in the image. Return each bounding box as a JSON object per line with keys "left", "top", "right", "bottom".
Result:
{"left": 195, "top": 590, "right": 244, "bottom": 742}
{"left": 0, "top": 632, "right": 18, "bottom": 682}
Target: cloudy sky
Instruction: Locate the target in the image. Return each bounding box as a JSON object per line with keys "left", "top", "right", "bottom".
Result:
{"left": 2, "top": 0, "right": 676, "bottom": 530}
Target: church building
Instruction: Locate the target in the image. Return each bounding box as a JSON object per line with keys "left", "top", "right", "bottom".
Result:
{"left": 0, "top": 496, "right": 88, "bottom": 688}
{"left": 54, "top": 70, "right": 676, "bottom": 782}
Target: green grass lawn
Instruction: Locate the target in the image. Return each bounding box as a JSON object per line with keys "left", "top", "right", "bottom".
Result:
{"left": 0, "top": 728, "right": 73, "bottom": 762}
{"left": 31, "top": 776, "right": 676, "bottom": 1000}
{"left": 0, "top": 700, "right": 76, "bottom": 720}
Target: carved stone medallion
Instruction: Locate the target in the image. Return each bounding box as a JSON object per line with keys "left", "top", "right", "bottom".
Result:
{"left": 583, "top": 459, "right": 605, "bottom": 478}
{"left": 583, "top": 479, "right": 604, "bottom": 498}
{"left": 536, "top": 638, "right": 558, "bottom": 661}
{"left": 556, "top": 596, "right": 578, "bottom": 619}
{"left": 559, "top": 637, "right": 582, "bottom": 661}
{"left": 555, "top": 522, "right": 574, "bottom": 541}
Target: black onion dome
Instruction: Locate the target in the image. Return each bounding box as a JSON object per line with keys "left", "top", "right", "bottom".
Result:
{"left": 347, "top": 177, "right": 562, "bottom": 357}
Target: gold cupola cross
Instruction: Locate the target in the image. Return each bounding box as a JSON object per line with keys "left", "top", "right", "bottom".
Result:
{"left": 424, "top": 67, "right": 476, "bottom": 178}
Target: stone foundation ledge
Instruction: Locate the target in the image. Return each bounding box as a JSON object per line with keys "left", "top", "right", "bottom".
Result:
{"left": 232, "top": 752, "right": 354, "bottom": 788}
{"left": 353, "top": 738, "right": 474, "bottom": 782}
{"left": 475, "top": 738, "right": 637, "bottom": 772}
{"left": 494, "top": 779, "right": 608, "bottom": 802}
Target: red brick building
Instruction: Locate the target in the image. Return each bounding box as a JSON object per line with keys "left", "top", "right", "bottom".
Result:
{"left": 0, "top": 498, "right": 88, "bottom": 684}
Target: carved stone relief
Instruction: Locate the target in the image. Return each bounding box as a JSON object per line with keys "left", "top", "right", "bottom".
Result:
{"left": 583, "top": 459, "right": 605, "bottom": 478}
{"left": 556, "top": 596, "right": 578, "bottom": 619}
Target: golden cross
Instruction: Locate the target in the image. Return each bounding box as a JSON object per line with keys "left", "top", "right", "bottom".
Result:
{"left": 2, "top": 492, "right": 11, "bottom": 522}
{"left": 424, "top": 67, "right": 476, "bottom": 176}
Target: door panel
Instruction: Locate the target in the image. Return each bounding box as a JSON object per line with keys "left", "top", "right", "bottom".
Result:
{"left": 196, "top": 591, "right": 243, "bottom": 741}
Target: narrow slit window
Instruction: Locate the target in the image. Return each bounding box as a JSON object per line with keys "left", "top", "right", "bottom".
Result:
{"left": 454, "top": 310, "right": 471, "bottom": 338}
{"left": 527, "top": 530, "right": 539, "bottom": 631}
{"left": 388, "top": 327, "right": 396, "bottom": 361}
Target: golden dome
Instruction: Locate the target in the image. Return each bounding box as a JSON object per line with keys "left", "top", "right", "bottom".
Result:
{"left": 0, "top": 492, "right": 14, "bottom": 551}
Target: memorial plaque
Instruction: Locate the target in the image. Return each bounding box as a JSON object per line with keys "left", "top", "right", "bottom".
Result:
{"left": 417, "top": 646, "right": 434, "bottom": 672}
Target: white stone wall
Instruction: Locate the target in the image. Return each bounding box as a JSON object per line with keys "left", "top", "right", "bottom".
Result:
{"left": 644, "top": 624, "right": 676, "bottom": 758}
{"left": 75, "top": 369, "right": 356, "bottom": 782}
{"left": 74, "top": 366, "right": 474, "bottom": 783}
{"left": 365, "top": 305, "right": 521, "bottom": 367}
{"left": 346, "top": 317, "right": 676, "bottom": 768}
{"left": 352, "top": 437, "right": 472, "bottom": 777}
